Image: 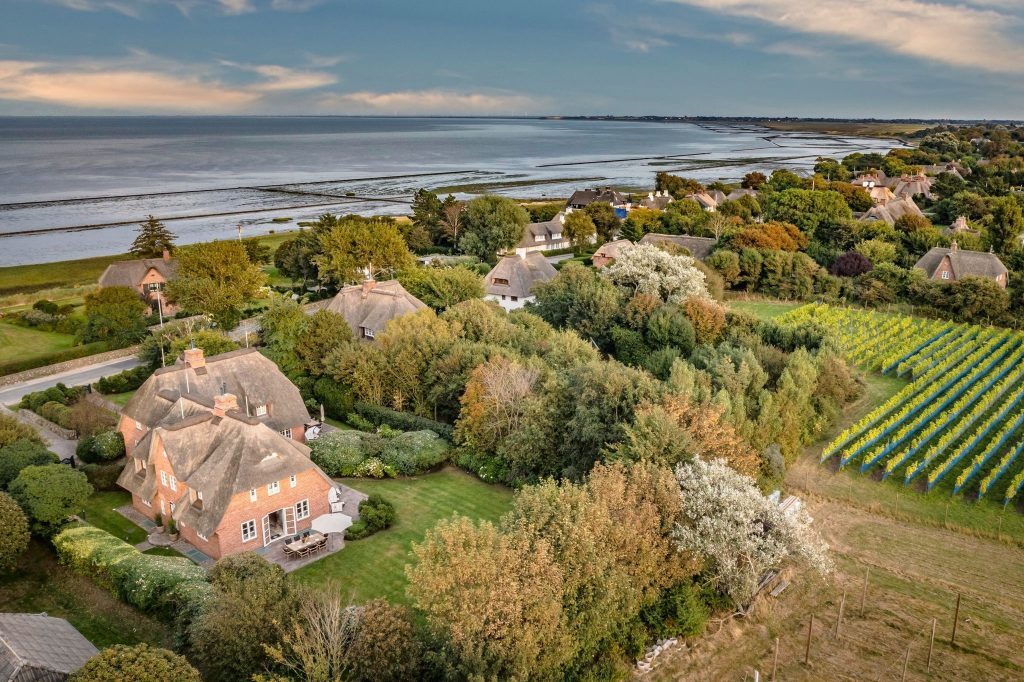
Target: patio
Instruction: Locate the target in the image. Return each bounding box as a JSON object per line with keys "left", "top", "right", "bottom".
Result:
{"left": 257, "top": 531, "right": 346, "bottom": 572}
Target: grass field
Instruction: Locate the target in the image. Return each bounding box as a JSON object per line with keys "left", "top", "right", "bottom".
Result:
{"left": 727, "top": 299, "right": 805, "bottom": 320}
{"left": 81, "top": 491, "right": 148, "bottom": 545}
{"left": 0, "top": 322, "right": 77, "bottom": 365}
{"left": 293, "top": 467, "right": 513, "bottom": 605}
{"left": 0, "top": 540, "right": 171, "bottom": 648}
{"left": 105, "top": 391, "right": 137, "bottom": 407}
{"left": 760, "top": 120, "right": 930, "bottom": 138}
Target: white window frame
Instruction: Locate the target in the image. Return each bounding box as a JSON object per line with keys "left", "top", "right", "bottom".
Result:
{"left": 267, "top": 481, "right": 280, "bottom": 496}
{"left": 169, "top": 475, "right": 177, "bottom": 491}
{"left": 295, "top": 499, "right": 310, "bottom": 520}
{"left": 941, "top": 271, "right": 951, "bottom": 280}
{"left": 250, "top": 488, "right": 257, "bottom": 502}
{"left": 135, "top": 420, "right": 143, "bottom": 430}
{"left": 197, "top": 532, "right": 208, "bottom": 541}
{"left": 255, "top": 404, "right": 268, "bottom": 417}
{"left": 160, "top": 471, "right": 167, "bottom": 486}
{"left": 362, "top": 327, "right": 375, "bottom": 339}
{"left": 280, "top": 428, "right": 292, "bottom": 439}
{"left": 241, "top": 519, "right": 257, "bottom": 543}
{"left": 289, "top": 474, "right": 297, "bottom": 488}
{"left": 141, "top": 498, "right": 152, "bottom": 507}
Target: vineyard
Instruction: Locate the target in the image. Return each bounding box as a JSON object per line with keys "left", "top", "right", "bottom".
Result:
{"left": 779, "top": 304, "right": 1024, "bottom": 508}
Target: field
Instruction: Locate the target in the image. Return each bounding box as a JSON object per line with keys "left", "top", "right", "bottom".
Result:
{"left": 654, "top": 368, "right": 1024, "bottom": 681}
{"left": 781, "top": 304, "right": 1024, "bottom": 508}
{"left": 81, "top": 491, "right": 148, "bottom": 544}
{"left": 293, "top": 467, "right": 513, "bottom": 605}
{"left": 0, "top": 321, "right": 77, "bottom": 365}
{"left": 759, "top": 120, "right": 930, "bottom": 138}
{"left": 726, "top": 299, "right": 804, "bottom": 320}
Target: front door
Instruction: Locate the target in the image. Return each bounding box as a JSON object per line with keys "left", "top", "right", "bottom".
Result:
{"left": 262, "top": 514, "right": 272, "bottom": 547}
{"left": 282, "top": 506, "right": 296, "bottom": 536}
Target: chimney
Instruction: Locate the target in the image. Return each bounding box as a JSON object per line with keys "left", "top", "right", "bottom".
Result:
{"left": 183, "top": 347, "right": 205, "bottom": 370}
{"left": 648, "top": 192, "right": 655, "bottom": 200}
{"left": 213, "top": 393, "right": 238, "bottom": 417}
{"left": 951, "top": 239, "right": 959, "bottom": 253}
{"left": 162, "top": 248, "right": 171, "bottom": 263}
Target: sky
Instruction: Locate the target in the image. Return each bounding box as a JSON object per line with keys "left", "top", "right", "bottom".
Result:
{"left": 2, "top": 0, "right": 1024, "bottom": 118}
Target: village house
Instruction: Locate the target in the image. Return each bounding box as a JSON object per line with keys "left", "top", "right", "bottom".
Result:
{"left": 867, "top": 185, "right": 897, "bottom": 205}
{"left": 891, "top": 174, "right": 933, "bottom": 200}
{"left": 850, "top": 171, "right": 893, "bottom": 189}
{"left": 515, "top": 211, "right": 572, "bottom": 256}
{"left": 117, "top": 391, "right": 336, "bottom": 559}
{"left": 97, "top": 249, "right": 178, "bottom": 315}
{"left": 921, "top": 162, "right": 967, "bottom": 180}
{"left": 686, "top": 190, "right": 724, "bottom": 212}
{"left": 119, "top": 346, "right": 312, "bottom": 454}
{"left": 0, "top": 613, "right": 98, "bottom": 681}
{"left": 566, "top": 187, "right": 627, "bottom": 210}
{"left": 591, "top": 239, "right": 633, "bottom": 269}
{"left": 483, "top": 252, "right": 557, "bottom": 311}
{"left": 639, "top": 190, "right": 673, "bottom": 211}
{"left": 725, "top": 188, "right": 759, "bottom": 202}
{"left": 861, "top": 196, "right": 924, "bottom": 226}
{"left": 639, "top": 233, "right": 717, "bottom": 260}
{"left": 324, "top": 278, "right": 427, "bottom": 341}
{"left": 946, "top": 215, "right": 978, "bottom": 237}
{"left": 914, "top": 241, "right": 1008, "bottom": 288}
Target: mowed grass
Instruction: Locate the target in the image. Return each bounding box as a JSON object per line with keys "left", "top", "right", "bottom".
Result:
{"left": 727, "top": 299, "right": 805, "bottom": 320}
{"left": 81, "top": 491, "right": 148, "bottom": 545}
{"left": 105, "top": 391, "right": 137, "bottom": 407}
{"left": 0, "top": 254, "right": 124, "bottom": 296}
{"left": 293, "top": 467, "right": 514, "bottom": 605}
{"left": 0, "top": 321, "right": 77, "bottom": 365}
{"left": 0, "top": 541, "right": 171, "bottom": 648}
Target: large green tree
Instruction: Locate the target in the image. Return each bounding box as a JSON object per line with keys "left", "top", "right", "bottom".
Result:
{"left": 82, "top": 286, "right": 149, "bottom": 346}
{"left": 0, "top": 439, "right": 58, "bottom": 489}
{"left": 763, "top": 189, "right": 852, "bottom": 239}
{"left": 295, "top": 309, "right": 353, "bottom": 378}
{"left": 397, "top": 266, "right": 484, "bottom": 311}
{"left": 458, "top": 196, "right": 529, "bottom": 261}
{"left": 274, "top": 231, "right": 320, "bottom": 286}
{"left": 562, "top": 211, "right": 596, "bottom": 251}
{"left": 987, "top": 196, "right": 1024, "bottom": 255}
{"left": 9, "top": 464, "right": 92, "bottom": 535}
{"left": 314, "top": 218, "right": 415, "bottom": 285}
{"left": 582, "top": 202, "right": 622, "bottom": 242}
{"left": 129, "top": 216, "right": 176, "bottom": 258}
{"left": 531, "top": 262, "right": 622, "bottom": 347}
{"left": 166, "top": 241, "right": 266, "bottom": 329}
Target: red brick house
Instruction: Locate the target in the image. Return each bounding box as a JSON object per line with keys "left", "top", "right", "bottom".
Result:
{"left": 118, "top": 392, "right": 334, "bottom": 559}
{"left": 98, "top": 250, "right": 178, "bottom": 316}
{"left": 914, "top": 241, "right": 1009, "bottom": 288}
{"left": 118, "top": 347, "right": 312, "bottom": 455}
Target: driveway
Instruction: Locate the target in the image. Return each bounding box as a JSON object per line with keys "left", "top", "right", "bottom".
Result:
{"left": 0, "top": 356, "right": 140, "bottom": 406}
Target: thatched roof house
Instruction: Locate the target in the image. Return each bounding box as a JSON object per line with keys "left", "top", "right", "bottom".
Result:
{"left": 324, "top": 279, "right": 427, "bottom": 340}
{"left": 592, "top": 239, "right": 634, "bottom": 269}
{"left": 891, "top": 174, "right": 933, "bottom": 200}
{"left": 515, "top": 212, "right": 571, "bottom": 256}
{"left": 483, "top": 253, "right": 557, "bottom": 310}
{"left": 861, "top": 197, "right": 924, "bottom": 226}
{"left": 639, "top": 191, "right": 673, "bottom": 210}
{"left": 914, "top": 241, "right": 1008, "bottom": 288}
{"left": 639, "top": 233, "right": 717, "bottom": 260}
{"left": 97, "top": 251, "right": 178, "bottom": 314}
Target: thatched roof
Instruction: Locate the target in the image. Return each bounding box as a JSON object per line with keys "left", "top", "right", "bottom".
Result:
{"left": 593, "top": 239, "right": 633, "bottom": 261}
{"left": 518, "top": 214, "right": 568, "bottom": 250}
{"left": 725, "top": 188, "right": 759, "bottom": 202}
{"left": 484, "top": 253, "right": 557, "bottom": 299}
{"left": 324, "top": 279, "right": 426, "bottom": 337}
{"left": 0, "top": 613, "right": 97, "bottom": 681}
{"left": 639, "top": 233, "right": 716, "bottom": 260}
{"left": 914, "top": 245, "right": 1008, "bottom": 282}
{"left": 98, "top": 257, "right": 176, "bottom": 289}
{"left": 123, "top": 347, "right": 309, "bottom": 434}
{"left": 640, "top": 191, "right": 673, "bottom": 210}
{"left": 861, "top": 197, "right": 924, "bottom": 226}
{"left": 892, "top": 175, "right": 933, "bottom": 200}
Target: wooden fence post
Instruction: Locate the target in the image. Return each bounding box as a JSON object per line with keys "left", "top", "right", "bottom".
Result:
{"left": 835, "top": 590, "right": 847, "bottom": 638}
{"left": 771, "top": 637, "right": 779, "bottom": 682}
{"left": 927, "top": 617, "right": 937, "bottom": 672}
{"left": 951, "top": 592, "right": 962, "bottom": 645}
{"left": 901, "top": 644, "right": 911, "bottom": 682}
{"left": 804, "top": 615, "right": 814, "bottom": 665}
{"left": 860, "top": 568, "right": 870, "bottom": 616}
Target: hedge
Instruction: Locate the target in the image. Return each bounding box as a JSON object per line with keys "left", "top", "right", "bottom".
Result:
{"left": 352, "top": 401, "right": 454, "bottom": 439}
{"left": 96, "top": 365, "right": 152, "bottom": 394}
{"left": 37, "top": 401, "right": 74, "bottom": 430}
{"left": 53, "top": 525, "right": 210, "bottom": 620}
{"left": 345, "top": 494, "right": 395, "bottom": 540}
{"left": 0, "top": 341, "right": 112, "bottom": 378}
{"left": 20, "top": 383, "right": 84, "bottom": 412}
{"left": 81, "top": 462, "right": 125, "bottom": 491}
{"left": 310, "top": 429, "right": 449, "bottom": 478}
{"left": 77, "top": 431, "right": 126, "bottom": 464}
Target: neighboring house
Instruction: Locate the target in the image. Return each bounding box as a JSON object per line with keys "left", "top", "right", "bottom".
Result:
{"left": 97, "top": 250, "right": 178, "bottom": 315}
{"left": 687, "top": 191, "right": 721, "bottom": 212}
{"left": 483, "top": 253, "right": 557, "bottom": 311}
{"left": 914, "top": 241, "right": 1008, "bottom": 288}
{"left": 0, "top": 613, "right": 98, "bottom": 681}
{"left": 515, "top": 212, "right": 572, "bottom": 256}
{"left": 921, "top": 162, "right": 967, "bottom": 180}
{"left": 118, "top": 391, "right": 335, "bottom": 559}
{"left": 639, "top": 233, "right": 717, "bottom": 260}
{"left": 639, "top": 190, "right": 673, "bottom": 211}
{"left": 725, "top": 188, "right": 759, "bottom": 202}
{"left": 850, "top": 171, "right": 893, "bottom": 188}
{"left": 119, "top": 347, "right": 311, "bottom": 456}
{"left": 324, "top": 278, "right": 427, "bottom": 341}
{"left": 868, "top": 185, "right": 897, "bottom": 205}
{"left": 946, "top": 215, "right": 978, "bottom": 236}
{"left": 566, "top": 187, "right": 627, "bottom": 209}
{"left": 592, "top": 239, "right": 634, "bottom": 269}
{"left": 861, "top": 197, "right": 924, "bottom": 226}
{"left": 891, "top": 174, "right": 933, "bottom": 200}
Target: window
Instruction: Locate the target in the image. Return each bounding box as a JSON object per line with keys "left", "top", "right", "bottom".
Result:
{"left": 160, "top": 471, "right": 167, "bottom": 486}
{"left": 511, "top": 296, "right": 518, "bottom": 302}
{"left": 135, "top": 420, "right": 143, "bottom": 430}
{"left": 280, "top": 428, "right": 292, "bottom": 439}
{"left": 141, "top": 498, "right": 151, "bottom": 507}
{"left": 295, "top": 499, "right": 310, "bottom": 520}
{"left": 289, "top": 474, "right": 297, "bottom": 488}
{"left": 170, "top": 502, "right": 175, "bottom": 513}
{"left": 941, "top": 271, "right": 951, "bottom": 280}
{"left": 551, "top": 232, "right": 562, "bottom": 240}
{"left": 492, "top": 277, "right": 509, "bottom": 286}
{"left": 267, "top": 481, "right": 280, "bottom": 495}
{"left": 255, "top": 404, "right": 268, "bottom": 417}
{"left": 241, "top": 519, "right": 257, "bottom": 542}
{"left": 197, "top": 532, "right": 208, "bottom": 541}
{"left": 169, "top": 475, "right": 177, "bottom": 491}
{"left": 362, "top": 327, "right": 375, "bottom": 339}
{"left": 250, "top": 488, "right": 257, "bottom": 502}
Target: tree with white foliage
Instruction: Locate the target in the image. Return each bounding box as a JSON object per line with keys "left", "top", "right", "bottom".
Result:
{"left": 672, "top": 458, "right": 832, "bottom": 606}
{"left": 601, "top": 243, "right": 709, "bottom": 304}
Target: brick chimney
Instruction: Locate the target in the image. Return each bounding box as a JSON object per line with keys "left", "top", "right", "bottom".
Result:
{"left": 162, "top": 248, "right": 171, "bottom": 263}
{"left": 951, "top": 239, "right": 959, "bottom": 253}
{"left": 213, "top": 393, "right": 238, "bottom": 417}
{"left": 183, "top": 347, "right": 205, "bottom": 369}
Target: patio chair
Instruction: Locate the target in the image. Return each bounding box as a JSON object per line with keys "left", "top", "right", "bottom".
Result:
{"left": 283, "top": 545, "right": 297, "bottom": 559}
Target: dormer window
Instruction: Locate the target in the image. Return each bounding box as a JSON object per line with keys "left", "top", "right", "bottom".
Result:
{"left": 362, "top": 327, "right": 375, "bottom": 339}
{"left": 492, "top": 277, "right": 509, "bottom": 286}
{"left": 255, "top": 404, "right": 268, "bottom": 417}
{"left": 551, "top": 232, "right": 562, "bottom": 240}
{"left": 534, "top": 235, "right": 544, "bottom": 242}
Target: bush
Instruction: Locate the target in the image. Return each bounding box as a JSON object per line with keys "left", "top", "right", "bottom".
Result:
{"left": 310, "top": 429, "right": 449, "bottom": 478}
{"left": 96, "top": 365, "right": 152, "bottom": 394}
{"left": 70, "top": 643, "right": 202, "bottom": 682}
{"left": 0, "top": 439, "right": 58, "bottom": 488}
{"left": 345, "top": 495, "right": 396, "bottom": 540}
{"left": 20, "top": 383, "right": 83, "bottom": 411}
{"left": 0, "top": 491, "right": 30, "bottom": 572}
{"left": 82, "top": 462, "right": 126, "bottom": 491}
{"left": 313, "top": 376, "right": 354, "bottom": 420}
{"left": 78, "top": 430, "right": 126, "bottom": 464}
{"left": 54, "top": 525, "right": 208, "bottom": 619}
{"left": 310, "top": 431, "right": 367, "bottom": 477}
{"left": 0, "top": 415, "right": 43, "bottom": 449}
{"left": 37, "top": 401, "right": 74, "bottom": 429}
{"left": 352, "top": 401, "right": 454, "bottom": 439}
{"left": 381, "top": 430, "right": 449, "bottom": 475}
{"left": 10, "top": 464, "right": 93, "bottom": 535}
{"left": 67, "top": 400, "right": 117, "bottom": 438}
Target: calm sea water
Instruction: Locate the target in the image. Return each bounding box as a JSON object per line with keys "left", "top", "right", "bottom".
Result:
{"left": 0, "top": 117, "right": 899, "bottom": 265}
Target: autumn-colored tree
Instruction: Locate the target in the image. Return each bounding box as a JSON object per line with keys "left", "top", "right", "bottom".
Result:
{"left": 729, "top": 221, "right": 809, "bottom": 251}
{"left": 315, "top": 218, "right": 415, "bottom": 285}
{"left": 455, "top": 357, "right": 542, "bottom": 454}
{"left": 562, "top": 210, "right": 596, "bottom": 251}
{"left": 893, "top": 214, "right": 933, "bottom": 233}
{"left": 166, "top": 241, "right": 266, "bottom": 329}
{"left": 684, "top": 296, "right": 726, "bottom": 345}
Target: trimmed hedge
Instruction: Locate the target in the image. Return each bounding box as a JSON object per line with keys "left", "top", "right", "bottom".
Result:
{"left": 352, "top": 401, "right": 454, "bottom": 439}
{"left": 81, "top": 462, "right": 125, "bottom": 491}
{"left": 310, "top": 429, "right": 449, "bottom": 478}
{"left": 96, "top": 365, "right": 152, "bottom": 394}
{"left": 20, "top": 383, "right": 84, "bottom": 412}
{"left": 0, "top": 341, "right": 112, "bottom": 378}
{"left": 54, "top": 525, "right": 210, "bottom": 620}
{"left": 37, "top": 401, "right": 74, "bottom": 429}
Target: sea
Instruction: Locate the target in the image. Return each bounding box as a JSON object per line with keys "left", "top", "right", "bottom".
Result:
{"left": 0, "top": 117, "right": 902, "bottom": 266}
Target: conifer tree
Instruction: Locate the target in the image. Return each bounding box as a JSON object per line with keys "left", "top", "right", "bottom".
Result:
{"left": 129, "top": 215, "right": 177, "bottom": 258}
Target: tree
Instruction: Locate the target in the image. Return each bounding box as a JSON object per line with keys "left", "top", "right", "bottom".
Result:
{"left": 656, "top": 172, "right": 703, "bottom": 198}
{"left": 707, "top": 250, "right": 741, "bottom": 286}
{"left": 763, "top": 189, "right": 853, "bottom": 239}
{"left": 9, "top": 464, "right": 92, "bottom": 535}
{"left": 741, "top": 171, "right": 767, "bottom": 189}
{"left": 439, "top": 194, "right": 465, "bottom": 246}
{"left": 0, "top": 491, "right": 29, "bottom": 572}
{"left": 582, "top": 201, "right": 622, "bottom": 241}
{"left": 81, "top": 286, "right": 148, "bottom": 346}
{"left": 684, "top": 296, "right": 726, "bottom": 345}
{"left": 274, "top": 231, "right": 320, "bottom": 286}
{"left": 70, "top": 644, "right": 201, "bottom": 682}
{"left": 620, "top": 207, "right": 663, "bottom": 241}
{"left": 729, "top": 221, "right": 808, "bottom": 251}
{"left": 854, "top": 239, "right": 898, "bottom": 264}
{"left": 397, "top": 266, "right": 484, "bottom": 311}
{"left": 410, "top": 189, "right": 443, "bottom": 240}
{"left": 830, "top": 251, "right": 873, "bottom": 277}
{"left": 601, "top": 243, "right": 710, "bottom": 304}
{"left": 256, "top": 590, "right": 358, "bottom": 682}
{"left": 346, "top": 599, "right": 422, "bottom": 682}
{"left": 296, "top": 309, "right": 353, "bottom": 378}
{"left": 813, "top": 157, "right": 851, "bottom": 182}
{"left": 260, "top": 296, "right": 308, "bottom": 359}
{"left": 987, "top": 196, "right": 1024, "bottom": 254}
{"left": 129, "top": 216, "right": 176, "bottom": 258}
{"left": 315, "top": 218, "right": 415, "bottom": 286}
{"left": 672, "top": 458, "right": 832, "bottom": 605}
{"left": 765, "top": 169, "right": 808, "bottom": 192}
{"left": 952, "top": 276, "right": 1010, "bottom": 323}
{"left": 562, "top": 211, "right": 596, "bottom": 251}
{"left": 242, "top": 238, "right": 272, "bottom": 265}
{"left": 894, "top": 214, "right": 933, "bottom": 234}
{"left": 167, "top": 241, "right": 266, "bottom": 329}
{"left": 0, "top": 439, "right": 58, "bottom": 489}
{"left": 531, "top": 262, "right": 622, "bottom": 347}
{"left": 458, "top": 196, "right": 530, "bottom": 261}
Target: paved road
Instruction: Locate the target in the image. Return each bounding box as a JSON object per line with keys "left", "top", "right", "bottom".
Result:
{"left": 0, "top": 355, "right": 140, "bottom": 406}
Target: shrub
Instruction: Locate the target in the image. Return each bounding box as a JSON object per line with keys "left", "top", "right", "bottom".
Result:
{"left": 96, "top": 365, "right": 152, "bottom": 394}
{"left": 70, "top": 643, "right": 202, "bottom": 682}
{"left": 20, "top": 383, "right": 84, "bottom": 411}
{"left": 0, "top": 415, "right": 43, "bottom": 449}
{"left": 830, "top": 251, "right": 873, "bottom": 277}
{"left": 10, "top": 464, "right": 93, "bottom": 535}
{"left": 380, "top": 430, "right": 449, "bottom": 475}
{"left": 310, "top": 431, "right": 367, "bottom": 477}
{"left": 78, "top": 430, "right": 125, "bottom": 463}
{"left": 0, "top": 491, "right": 30, "bottom": 572}
{"left": 684, "top": 297, "right": 726, "bottom": 345}
{"left": 313, "top": 376, "right": 354, "bottom": 420}
{"left": 344, "top": 519, "right": 370, "bottom": 539}
{"left": 346, "top": 413, "right": 375, "bottom": 432}
{"left": 0, "top": 439, "right": 58, "bottom": 488}
{"left": 67, "top": 400, "right": 117, "bottom": 438}
{"left": 345, "top": 495, "right": 396, "bottom": 540}
{"left": 37, "top": 400, "right": 74, "bottom": 429}
{"left": 81, "top": 462, "right": 126, "bottom": 491}
{"left": 353, "top": 401, "right": 454, "bottom": 439}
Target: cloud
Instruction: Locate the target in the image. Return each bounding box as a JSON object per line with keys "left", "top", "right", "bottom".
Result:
{"left": 217, "top": 0, "right": 254, "bottom": 14}
{"left": 665, "top": 0, "right": 1024, "bottom": 74}
{"left": 321, "top": 89, "right": 544, "bottom": 114}
{"left": 43, "top": 0, "right": 326, "bottom": 16}
{"left": 221, "top": 61, "right": 337, "bottom": 90}
{"left": 762, "top": 42, "right": 822, "bottom": 59}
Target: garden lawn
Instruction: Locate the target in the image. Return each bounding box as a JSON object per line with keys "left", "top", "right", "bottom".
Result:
{"left": 0, "top": 540, "right": 171, "bottom": 648}
{"left": 293, "top": 467, "right": 513, "bottom": 605}
{"left": 105, "top": 390, "right": 136, "bottom": 407}
{"left": 0, "top": 321, "right": 76, "bottom": 365}
{"left": 726, "top": 299, "right": 804, "bottom": 320}
{"left": 82, "top": 491, "right": 148, "bottom": 545}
